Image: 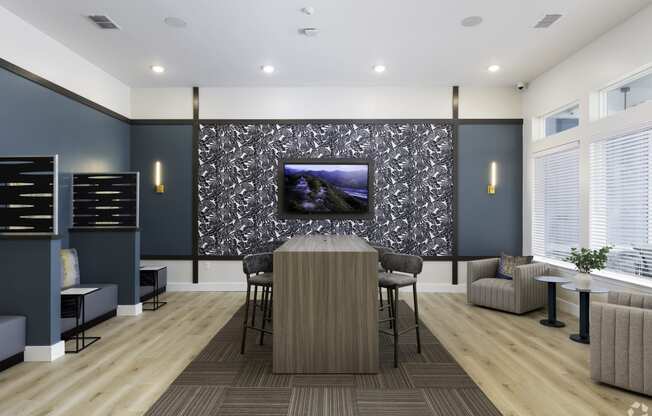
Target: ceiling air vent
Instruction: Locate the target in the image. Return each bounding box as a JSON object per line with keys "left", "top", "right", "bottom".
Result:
{"left": 88, "top": 15, "right": 120, "bottom": 30}
{"left": 534, "top": 14, "right": 562, "bottom": 29}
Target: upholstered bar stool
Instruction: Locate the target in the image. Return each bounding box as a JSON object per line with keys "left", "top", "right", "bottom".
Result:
{"left": 378, "top": 252, "right": 423, "bottom": 367}
{"left": 370, "top": 244, "right": 396, "bottom": 312}
{"left": 240, "top": 253, "right": 274, "bottom": 354}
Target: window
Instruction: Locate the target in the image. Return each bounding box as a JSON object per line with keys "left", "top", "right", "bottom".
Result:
{"left": 590, "top": 128, "right": 652, "bottom": 279}
{"left": 601, "top": 66, "right": 652, "bottom": 117}
{"left": 541, "top": 103, "right": 580, "bottom": 138}
{"left": 533, "top": 144, "right": 580, "bottom": 260}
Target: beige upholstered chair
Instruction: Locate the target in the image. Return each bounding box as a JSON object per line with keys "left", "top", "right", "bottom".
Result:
{"left": 466, "top": 258, "right": 548, "bottom": 314}
{"left": 591, "top": 291, "right": 652, "bottom": 395}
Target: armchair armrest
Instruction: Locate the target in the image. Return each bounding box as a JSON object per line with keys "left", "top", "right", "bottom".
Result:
{"left": 466, "top": 258, "right": 499, "bottom": 284}
{"left": 591, "top": 302, "right": 652, "bottom": 395}
{"left": 607, "top": 291, "right": 652, "bottom": 310}
{"left": 513, "top": 263, "right": 549, "bottom": 314}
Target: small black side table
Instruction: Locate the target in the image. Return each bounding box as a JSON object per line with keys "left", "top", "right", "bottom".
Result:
{"left": 140, "top": 266, "right": 167, "bottom": 311}
{"left": 61, "top": 287, "right": 101, "bottom": 353}
{"left": 534, "top": 275, "right": 571, "bottom": 328}
{"left": 561, "top": 283, "right": 609, "bottom": 344}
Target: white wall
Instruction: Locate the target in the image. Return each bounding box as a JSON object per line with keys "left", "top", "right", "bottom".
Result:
{"left": 522, "top": 4, "right": 652, "bottom": 303}
{"left": 199, "top": 86, "right": 454, "bottom": 120}
{"left": 459, "top": 87, "right": 522, "bottom": 119}
{"left": 0, "top": 6, "right": 131, "bottom": 118}
{"left": 130, "top": 88, "right": 193, "bottom": 119}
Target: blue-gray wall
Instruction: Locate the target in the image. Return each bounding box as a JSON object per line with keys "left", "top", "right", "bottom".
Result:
{"left": 0, "top": 66, "right": 130, "bottom": 247}
{"left": 69, "top": 231, "right": 141, "bottom": 305}
{"left": 458, "top": 124, "right": 523, "bottom": 256}
{"left": 130, "top": 124, "right": 193, "bottom": 256}
{"left": 0, "top": 238, "right": 61, "bottom": 345}
{"left": 0, "top": 66, "right": 130, "bottom": 346}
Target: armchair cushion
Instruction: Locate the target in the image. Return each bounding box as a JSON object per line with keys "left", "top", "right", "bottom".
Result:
{"left": 496, "top": 253, "right": 533, "bottom": 280}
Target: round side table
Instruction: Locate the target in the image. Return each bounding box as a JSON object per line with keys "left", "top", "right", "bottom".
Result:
{"left": 534, "top": 275, "right": 571, "bottom": 327}
{"left": 561, "top": 283, "right": 609, "bottom": 344}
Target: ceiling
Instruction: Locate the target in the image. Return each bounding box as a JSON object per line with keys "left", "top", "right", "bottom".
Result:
{"left": 1, "top": 0, "right": 650, "bottom": 87}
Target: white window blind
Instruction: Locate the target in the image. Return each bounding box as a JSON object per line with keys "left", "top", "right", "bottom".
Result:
{"left": 533, "top": 145, "right": 580, "bottom": 260}
{"left": 590, "top": 128, "right": 652, "bottom": 279}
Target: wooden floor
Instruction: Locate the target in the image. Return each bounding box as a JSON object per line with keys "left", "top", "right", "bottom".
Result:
{"left": 0, "top": 292, "right": 648, "bottom": 416}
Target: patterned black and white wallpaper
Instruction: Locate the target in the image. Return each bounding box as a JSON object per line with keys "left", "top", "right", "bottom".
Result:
{"left": 198, "top": 122, "right": 454, "bottom": 257}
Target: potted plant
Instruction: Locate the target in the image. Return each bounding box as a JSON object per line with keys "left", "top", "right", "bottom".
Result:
{"left": 565, "top": 246, "right": 611, "bottom": 290}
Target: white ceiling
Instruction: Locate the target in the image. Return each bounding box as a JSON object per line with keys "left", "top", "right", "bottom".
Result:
{"left": 1, "top": 0, "right": 650, "bottom": 87}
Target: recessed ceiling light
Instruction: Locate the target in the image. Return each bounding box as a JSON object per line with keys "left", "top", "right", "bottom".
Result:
{"left": 487, "top": 64, "right": 501, "bottom": 73}
{"left": 373, "top": 65, "right": 386, "bottom": 74}
{"left": 164, "top": 17, "right": 187, "bottom": 28}
{"left": 461, "top": 16, "right": 483, "bottom": 27}
{"left": 151, "top": 65, "right": 165, "bottom": 74}
{"left": 261, "top": 65, "right": 275, "bottom": 74}
{"left": 301, "top": 7, "right": 315, "bottom": 16}
{"left": 300, "top": 27, "right": 320, "bottom": 37}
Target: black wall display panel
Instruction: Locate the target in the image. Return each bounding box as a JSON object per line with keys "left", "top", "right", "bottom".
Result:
{"left": 0, "top": 155, "right": 58, "bottom": 235}
{"left": 71, "top": 172, "right": 139, "bottom": 228}
{"left": 198, "top": 122, "right": 454, "bottom": 257}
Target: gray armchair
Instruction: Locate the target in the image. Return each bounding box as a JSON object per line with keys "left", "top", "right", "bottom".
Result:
{"left": 591, "top": 292, "right": 652, "bottom": 395}
{"left": 466, "top": 258, "right": 548, "bottom": 314}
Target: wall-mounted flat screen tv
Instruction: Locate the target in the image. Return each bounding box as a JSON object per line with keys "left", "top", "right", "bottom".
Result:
{"left": 278, "top": 159, "right": 374, "bottom": 219}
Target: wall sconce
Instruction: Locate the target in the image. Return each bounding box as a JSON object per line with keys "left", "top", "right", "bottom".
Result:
{"left": 155, "top": 161, "right": 165, "bottom": 193}
{"left": 488, "top": 161, "right": 497, "bottom": 195}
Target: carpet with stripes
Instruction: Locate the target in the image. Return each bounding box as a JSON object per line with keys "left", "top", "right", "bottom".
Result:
{"left": 146, "top": 300, "right": 501, "bottom": 416}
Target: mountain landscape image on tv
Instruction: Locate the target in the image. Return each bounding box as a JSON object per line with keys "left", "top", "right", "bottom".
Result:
{"left": 282, "top": 162, "right": 370, "bottom": 215}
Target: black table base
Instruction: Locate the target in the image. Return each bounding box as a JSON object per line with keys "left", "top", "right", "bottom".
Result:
{"left": 540, "top": 282, "right": 565, "bottom": 328}
{"left": 569, "top": 291, "right": 591, "bottom": 344}
{"left": 62, "top": 294, "right": 101, "bottom": 353}
{"left": 142, "top": 270, "right": 167, "bottom": 311}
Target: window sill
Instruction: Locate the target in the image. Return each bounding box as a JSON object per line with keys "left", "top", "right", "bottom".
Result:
{"left": 533, "top": 256, "right": 652, "bottom": 290}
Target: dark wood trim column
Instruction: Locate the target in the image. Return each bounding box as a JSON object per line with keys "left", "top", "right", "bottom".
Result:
{"left": 192, "top": 87, "right": 199, "bottom": 283}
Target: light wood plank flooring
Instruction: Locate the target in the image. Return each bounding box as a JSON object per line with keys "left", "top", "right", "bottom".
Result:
{"left": 0, "top": 292, "right": 648, "bottom": 416}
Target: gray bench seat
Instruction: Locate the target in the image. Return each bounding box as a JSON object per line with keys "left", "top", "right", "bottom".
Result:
{"left": 61, "top": 284, "right": 118, "bottom": 334}
{"left": 0, "top": 316, "right": 26, "bottom": 366}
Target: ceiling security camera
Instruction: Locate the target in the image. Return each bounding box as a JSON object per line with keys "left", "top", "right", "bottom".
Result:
{"left": 516, "top": 82, "right": 528, "bottom": 91}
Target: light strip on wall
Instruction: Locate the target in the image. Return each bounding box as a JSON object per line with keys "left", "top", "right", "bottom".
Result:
{"left": 155, "top": 161, "right": 164, "bottom": 193}
{"left": 488, "top": 161, "right": 497, "bottom": 194}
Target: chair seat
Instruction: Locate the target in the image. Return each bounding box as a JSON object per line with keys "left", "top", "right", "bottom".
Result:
{"left": 471, "top": 277, "right": 514, "bottom": 291}
{"left": 379, "top": 272, "right": 417, "bottom": 288}
{"left": 249, "top": 273, "right": 273, "bottom": 286}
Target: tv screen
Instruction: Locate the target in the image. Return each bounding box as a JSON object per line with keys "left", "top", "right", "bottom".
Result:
{"left": 279, "top": 160, "right": 373, "bottom": 218}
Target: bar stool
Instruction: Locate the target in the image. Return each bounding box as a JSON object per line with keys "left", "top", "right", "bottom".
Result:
{"left": 240, "top": 252, "right": 274, "bottom": 354}
{"left": 378, "top": 252, "right": 423, "bottom": 368}
{"left": 370, "top": 244, "right": 395, "bottom": 313}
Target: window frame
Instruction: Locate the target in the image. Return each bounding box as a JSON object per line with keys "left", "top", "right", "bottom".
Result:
{"left": 536, "top": 101, "right": 581, "bottom": 140}
{"left": 599, "top": 63, "right": 652, "bottom": 119}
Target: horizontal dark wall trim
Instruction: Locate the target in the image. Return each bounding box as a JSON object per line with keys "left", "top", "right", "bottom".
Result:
{"left": 199, "top": 118, "right": 457, "bottom": 125}
{"left": 130, "top": 119, "right": 194, "bottom": 126}
{"left": 69, "top": 228, "right": 141, "bottom": 232}
{"left": 0, "top": 57, "right": 130, "bottom": 124}
{"left": 141, "top": 255, "right": 193, "bottom": 260}
{"left": 0, "top": 234, "right": 61, "bottom": 240}
{"left": 458, "top": 119, "right": 523, "bottom": 125}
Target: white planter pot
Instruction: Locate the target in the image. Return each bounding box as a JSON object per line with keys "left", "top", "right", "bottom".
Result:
{"left": 574, "top": 272, "right": 591, "bottom": 290}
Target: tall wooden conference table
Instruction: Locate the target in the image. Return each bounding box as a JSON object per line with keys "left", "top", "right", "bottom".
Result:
{"left": 272, "top": 235, "right": 379, "bottom": 374}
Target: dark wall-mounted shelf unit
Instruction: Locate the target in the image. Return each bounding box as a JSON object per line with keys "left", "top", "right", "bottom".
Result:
{"left": 0, "top": 155, "right": 58, "bottom": 236}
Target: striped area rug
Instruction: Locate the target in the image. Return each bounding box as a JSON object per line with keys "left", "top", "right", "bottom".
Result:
{"left": 146, "top": 301, "right": 501, "bottom": 416}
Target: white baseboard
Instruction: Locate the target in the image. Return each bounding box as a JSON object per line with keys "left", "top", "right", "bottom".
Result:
{"left": 117, "top": 303, "right": 143, "bottom": 316}
{"left": 168, "top": 282, "right": 465, "bottom": 293}
{"left": 557, "top": 297, "right": 580, "bottom": 318}
{"left": 24, "top": 341, "right": 65, "bottom": 362}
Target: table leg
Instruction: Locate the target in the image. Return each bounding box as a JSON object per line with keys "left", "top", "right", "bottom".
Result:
{"left": 570, "top": 292, "right": 590, "bottom": 344}
{"left": 540, "top": 283, "right": 565, "bottom": 328}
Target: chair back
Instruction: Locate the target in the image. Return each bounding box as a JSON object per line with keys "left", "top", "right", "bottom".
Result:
{"left": 381, "top": 253, "right": 423, "bottom": 276}
{"left": 243, "top": 252, "right": 273, "bottom": 275}
{"left": 60, "top": 248, "right": 81, "bottom": 288}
